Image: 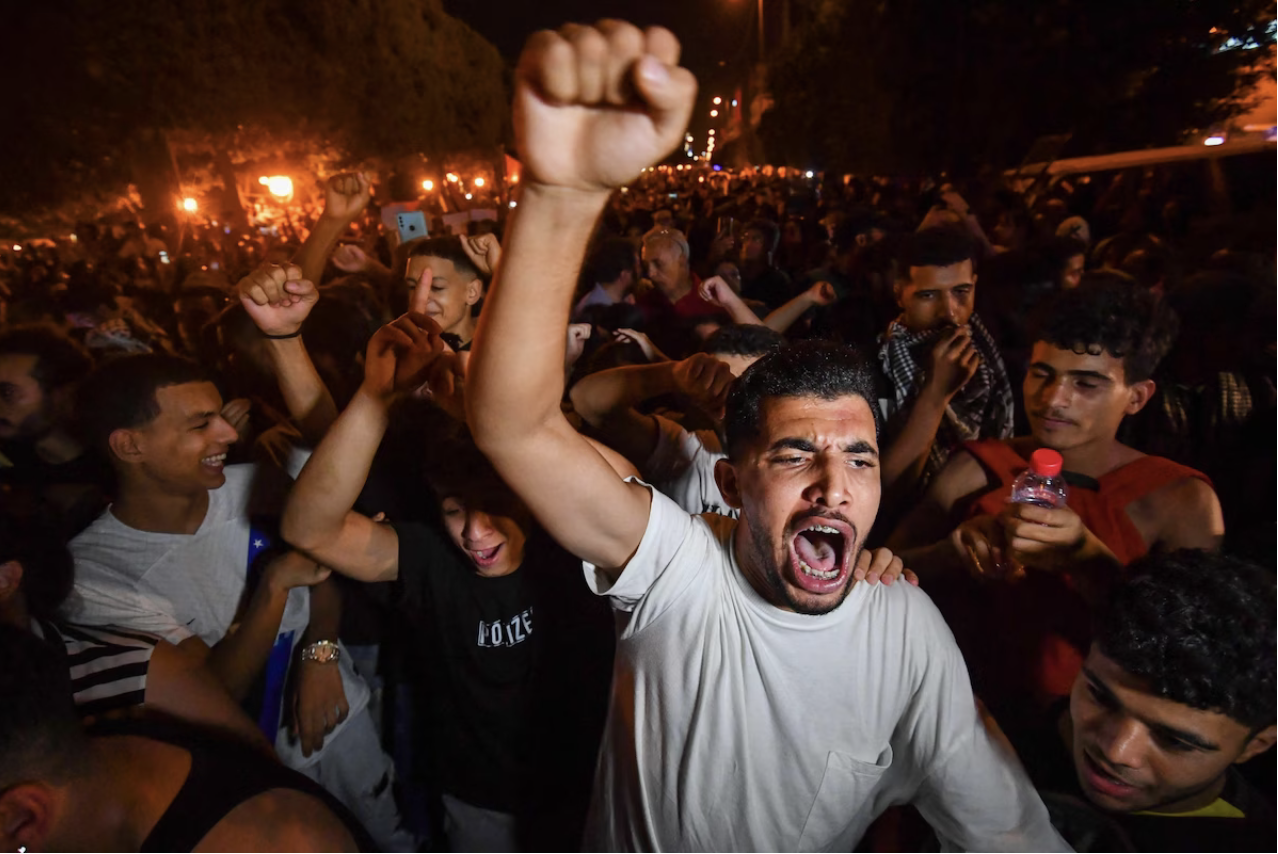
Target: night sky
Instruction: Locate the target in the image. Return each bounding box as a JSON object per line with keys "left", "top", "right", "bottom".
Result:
{"left": 444, "top": 0, "right": 768, "bottom": 141}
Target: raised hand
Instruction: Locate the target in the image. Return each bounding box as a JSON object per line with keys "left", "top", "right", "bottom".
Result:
{"left": 566, "top": 322, "right": 592, "bottom": 372}
{"left": 461, "top": 233, "right": 502, "bottom": 278}
{"left": 331, "top": 243, "right": 369, "bottom": 274}
{"left": 361, "top": 312, "right": 446, "bottom": 402}
{"left": 221, "top": 398, "right": 253, "bottom": 445}
{"left": 671, "top": 353, "right": 736, "bottom": 419}
{"left": 237, "top": 263, "right": 318, "bottom": 337}
{"left": 924, "top": 325, "right": 981, "bottom": 400}
{"left": 514, "top": 21, "right": 697, "bottom": 193}
{"left": 806, "top": 280, "right": 839, "bottom": 307}
{"left": 614, "top": 327, "right": 667, "bottom": 363}
{"left": 698, "top": 275, "right": 741, "bottom": 308}
{"left": 323, "top": 172, "right": 372, "bottom": 223}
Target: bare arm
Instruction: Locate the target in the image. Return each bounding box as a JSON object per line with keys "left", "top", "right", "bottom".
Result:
{"left": 467, "top": 23, "right": 696, "bottom": 576}
{"left": 145, "top": 640, "right": 273, "bottom": 752}
{"left": 888, "top": 449, "right": 989, "bottom": 577}
{"left": 200, "top": 552, "right": 331, "bottom": 701}
{"left": 237, "top": 264, "right": 338, "bottom": 444}
{"left": 1155, "top": 477, "right": 1225, "bottom": 551}
{"left": 293, "top": 173, "right": 373, "bottom": 287}
{"left": 763, "top": 280, "right": 837, "bottom": 334}
{"left": 569, "top": 355, "right": 734, "bottom": 470}
{"left": 699, "top": 275, "right": 764, "bottom": 326}
{"left": 281, "top": 313, "right": 449, "bottom": 583}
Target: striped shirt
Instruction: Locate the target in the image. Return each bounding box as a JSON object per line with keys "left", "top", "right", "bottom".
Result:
{"left": 32, "top": 618, "right": 160, "bottom": 718}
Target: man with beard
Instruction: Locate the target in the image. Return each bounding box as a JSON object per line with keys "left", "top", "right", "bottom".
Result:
{"left": 466, "top": 20, "right": 1066, "bottom": 851}
{"left": 875, "top": 225, "right": 1014, "bottom": 511}
{"left": 0, "top": 326, "right": 110, "bottom": 534}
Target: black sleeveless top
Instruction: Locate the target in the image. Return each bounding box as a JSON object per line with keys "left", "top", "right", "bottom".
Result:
{"left": 89, "top": 719, "right": 374, "bottom": 852}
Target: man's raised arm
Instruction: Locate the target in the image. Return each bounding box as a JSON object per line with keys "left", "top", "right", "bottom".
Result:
{"left": 466, "top": 22, "right": 696, "bottom": 575}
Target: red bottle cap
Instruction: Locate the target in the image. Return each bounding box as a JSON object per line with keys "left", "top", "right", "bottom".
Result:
{"left": 1029, "top": 448, "right": 1063, "bottom": 476}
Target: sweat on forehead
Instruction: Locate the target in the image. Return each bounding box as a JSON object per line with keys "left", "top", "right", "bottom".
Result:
{"left": 723, "top": 341, "right": 879, "bottom": 459}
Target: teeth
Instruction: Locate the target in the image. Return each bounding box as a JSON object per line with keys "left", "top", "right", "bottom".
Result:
{"left": 805, "top": 524, "right": 841, "bottom": 535}
{"left": 797, "top": 557, "right": 839, "bottom": 581}
{"left": 201, "top": 453, "right": 227, "bottom": 465}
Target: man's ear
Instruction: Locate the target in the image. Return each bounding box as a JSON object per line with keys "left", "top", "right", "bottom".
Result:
{"left": 714, "top": 458, "right": 744, "bottom": 511}
{"left": 464, "top": 278, "right": 483, "bottom": 307}
{"left": 1, "top": 783, "right": 57, "bottom": 854}
{"left": 1237, "top": 725, "right": 1277, "bottom": 764}
{"left": 1124, "top": 379, "right": 1156, "bottom": 415}
{"left": 107, "top": 428, "right": 144, "bottom": 464}
{"left": 0, "top": 560, "right": 23, "bottom": 603}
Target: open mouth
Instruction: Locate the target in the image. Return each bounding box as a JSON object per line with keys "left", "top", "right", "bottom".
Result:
{"left": 200, "top": 453, "right": 227, "bottom": 469}
{"left": 1081, "top": 751, "right": 1136, "bottom": 799}
{"left": 468, "top": 543, "right": 503, "bottom": 569}
{"left": 789, "top": 518, "right": 853, "bottom": 593}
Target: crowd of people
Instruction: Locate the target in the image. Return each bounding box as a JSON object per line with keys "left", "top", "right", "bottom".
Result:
{"left": 1, "top": 21, "right": 1274, "bottom": 853}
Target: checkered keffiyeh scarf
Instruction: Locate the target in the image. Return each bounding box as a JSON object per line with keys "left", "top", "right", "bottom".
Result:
{"left": 878, "top": 314, "right": 1015, "bottom": 482}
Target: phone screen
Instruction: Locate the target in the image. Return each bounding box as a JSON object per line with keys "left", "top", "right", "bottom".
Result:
{"left": 396, "top": 211, "right": 428, "bottom": 244}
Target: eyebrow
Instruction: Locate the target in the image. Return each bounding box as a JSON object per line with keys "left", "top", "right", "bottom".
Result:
{"left": 767, "top": 437, "right": 879, "bottom": 457}
{"left": 187, "top": 411, "right": 218, "bottom": 423}
{"left": 1028, "top": 363, "right": 1115, "bottom": 383}
{"left": 1082, "top": 668, "right": 1221, "bottom": 752}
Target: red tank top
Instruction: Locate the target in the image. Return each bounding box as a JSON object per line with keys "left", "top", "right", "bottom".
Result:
{"left": 954, "top": 440, "right": 1213, "bottom": 706}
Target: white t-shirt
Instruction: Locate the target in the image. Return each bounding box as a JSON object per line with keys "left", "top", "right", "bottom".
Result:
{"left": 65, "top": 464, "right": 310, "bottom": 645}
{"left": 646, "top": 414, "right": 735, "bottom": 518}
{"left": 582, "top": 484, "right": 1068, "bottom": 852}
{"left": 64, "top": 461, "right": 367, "bottom": 768}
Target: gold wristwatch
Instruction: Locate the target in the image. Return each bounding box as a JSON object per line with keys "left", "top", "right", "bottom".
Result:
{"left": 301, "top": 639, "right": 340, "bottom": 664}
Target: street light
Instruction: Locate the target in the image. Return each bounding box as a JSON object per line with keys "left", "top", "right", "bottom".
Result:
{"left": 260, "top": 176, "right": 293, "bottom": 198}
{"left": 1204, "top": 134, "right": 1226, "bottom": 146}
{"left": 474, "top": 177, "right": 485, "bottom": 187}
{"left": 713, "top": 96, "right": 722, "bottom": 105}
{"left": 710, "top": 109, "right": 719, "bottom": 118}
{"left": 423, "top": 179, "right": 434, "bottom": 191}
{"left": 181, "top": 198, "right": 198, "bottom": 212}
{"left": 446, "top": 173, "right": 459, "bottom": 183}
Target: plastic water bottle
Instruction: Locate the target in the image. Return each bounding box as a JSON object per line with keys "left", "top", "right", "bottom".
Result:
{"left": 1010, "top": 448, "right": 1069, "bottom": 509}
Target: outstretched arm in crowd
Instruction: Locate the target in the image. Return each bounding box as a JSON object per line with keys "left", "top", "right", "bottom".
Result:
{"left": 282, "top": 314, "right": 449, "bottom": 582}
{"left": 467, "top": 21, "right": 697, "bottom": 580}
{"left": 698, "top": 275, "right": 764, "bottom": 326}
{"left": 763, "top": 279, "right": 838, "bottom": 334}
{"left": 293, "top": 172, "right": 373, "bottom": 286}
{"left": 237, "top": 263, "right": 338, "bottom": 444}
{"left": 570, "top": 353, "right": 734, "bottom": 470}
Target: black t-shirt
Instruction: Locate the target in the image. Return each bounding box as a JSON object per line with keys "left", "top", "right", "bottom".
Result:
{"left": 390, "top": 521, "right": 614, "bottom": 818}
{"left": 0, "top": 443, "right": 113, "bottom": 536}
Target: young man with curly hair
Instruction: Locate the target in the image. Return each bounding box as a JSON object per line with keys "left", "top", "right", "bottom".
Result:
{"left": 1032, "top": 550, "right": 1275, "bottom": 851}
{"left": 889, "top": 275, "right": 1224, "bottom": 716}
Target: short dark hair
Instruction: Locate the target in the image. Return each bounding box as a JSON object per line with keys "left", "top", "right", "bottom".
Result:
{"left": 76, "top": 353, "right": 210, "bottom": 456}
{"left": 423, "top": 434, "right": 528, "bottom": 521}
{"left": 1030, "top": 273, "right": 1178, "bottom": 383}
{"left": 723, "top": 341, "right": 879, "bottom": 460}
{"left": 0, "top": 325, "right": 93, "bottom": 392}
{"left": 702, "top": 324, "right": 786, "bottom": 359}
{"left": 0, "top": 500, "right": 74, "bottom": 621}
{"left": 1095, "top": 550, "right": 1275, "bottom": 730}
{"left": 0, "top": 624, "right": 86, "bottom": 789}
{"left": 586, "top": 237, "right": 639, "bottom": 285}
{"left": 744, "top": 219, "right": 781, "bottom": 254}
{"left": 902, "top": 225, "right": 973, "bottom": 273}
{"left": 407, "top": 236, "right": 482, "bottom": 282}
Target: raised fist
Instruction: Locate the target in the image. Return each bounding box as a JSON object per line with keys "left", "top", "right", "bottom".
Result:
{"left": 461, "top": 233, "right": 502, "bottom": 278}
{"left": 672, "top": 353, "right": 735, "bottom": 419}
{"left": 331, "top": 244, "right": 369, "bottom": 274}
{"left": 807, "top": 280, "right": 838, "bottom": 307}
{"left": 514, "top": 21, "right": 697, "bottom": 193}
{"left": 324, "top": 172, "right": 372, "bottom": 223}
{"left": 237, "top": 263, "right": 318, "bottom": 338}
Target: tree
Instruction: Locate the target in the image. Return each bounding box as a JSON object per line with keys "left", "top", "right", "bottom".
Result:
{"left": 759, "top": 0, "right": 1276, "bottom": 176}
{"left": 0, "top": 0, "right": 508, "bottom": 222}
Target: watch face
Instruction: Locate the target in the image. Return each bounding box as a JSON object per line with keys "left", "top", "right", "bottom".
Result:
{"left": 306, "top": 641, "right": 339, "bottom": 663}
